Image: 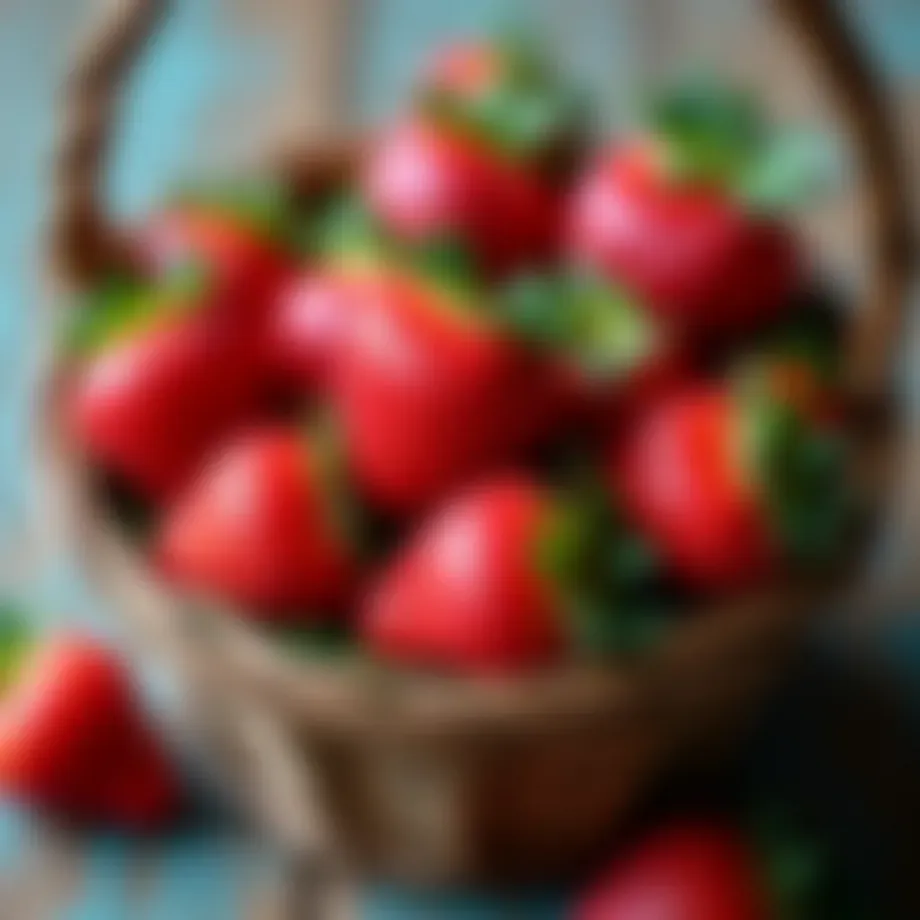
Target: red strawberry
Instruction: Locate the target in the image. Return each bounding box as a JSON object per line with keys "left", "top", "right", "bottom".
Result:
{"left": 0, "top": 633, "right": 180, "bottom": 829}
{"left": 611, "top": 379, "right": 846, "bottom": 589}
{"left": 569, "top": 141, "right": 800, "bottom": 336}
{"left": 362, "top": 475, "right": 567, "bottom": 672}
{"left": 333, "top": 266, "right": 568, "bottom": 514}
{"left": 157, "top": 427, "right": 359, "bottom": 618}
{"left": 137, "top": 182, "right": 296, "bottom": 322}
{"left": 267, "top": 268, "right": 367, "bottom": 394}
{"left": 363, "top": 119, "right": 559, "bottom": 277}
{"left": 572, "top": 822, "right": 772, "bottom": 920}
{"left": 68, "top": 282, "right": 261, "bottom": 502}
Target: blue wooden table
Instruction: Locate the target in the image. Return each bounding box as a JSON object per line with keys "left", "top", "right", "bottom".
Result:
{"left": 1, "top": 1, "right": 918, "bottom": 916}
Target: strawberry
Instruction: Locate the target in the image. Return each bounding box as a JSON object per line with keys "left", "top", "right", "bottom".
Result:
{"left": 361, "top": 476, "right": 566, "bottom": 672}
{"left": 267, "top": 268, "right": 363, "bottom": 394}
{"left": 611, "top": 378, "right": 848, "bottom": 589}
{"left": 569, "top": 82, "right": 808, "bottom": 336}
{"left": 137, "top": 179, "right": 297, "bottom": 323}
{"left": 67, "top": 278, "right": 261, "bottom": 502}
{"left": 332, "top": 259, "right": 570, "bottom": 515}
{"left": 364, "top": 33, "right": 585, "bottom": 276}
{"left": 262, "top": 197, "right": 390, "bottom": 396}
{"left": 0, "top": 630, "right": 180, "bottom": 830}
{"left": 572, "top": 822, "right": 772, "bottom": 920}
{"left": 157, "top": 427, "right": 359, "bottom": 619}
{"left": 362, "top": 474, "right": 667, "bottom": 672}
{"left": 363, "top": 118, "right": 560, "bottom": 277}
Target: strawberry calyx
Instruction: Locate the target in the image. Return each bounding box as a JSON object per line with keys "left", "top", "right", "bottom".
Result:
{"left": 419, "top": 31, "right": 586, "bottom": 169}
{"left": 305, "top": 413, "right": 372, "bottom": 560}
{"left": 648, "top": 77, "right": 834, "bottom": 214}
{"left": 736, "top": 374, "right": 849, "bottom": 568}
{"left": 750, "top": 809, "right": 828, "bottom": 920}
{"left": 168, "top": 176, "right": 304, "bottom": 254}
{"left": 533, "top": 479, "right": 672, "bottom": 656}
{"left": 746, "top": 290, "right": 844, "bottom": 389}
{"left": 66, "top": 267, "right": 207, "bottom": 359}
{"left": 0, "top": 606, "right": 33, "bottom": 694}
{"left": 312, "top": 195, "right": 484, "bottom": 308}
{"left": 502, "top": 269, "right": 660, "bottom": 378}
{"left": 309, "top": 195, "right": 392, "bottom": 270}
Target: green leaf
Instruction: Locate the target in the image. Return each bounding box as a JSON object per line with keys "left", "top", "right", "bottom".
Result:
{"left": 738, "top": 130, "right": 839, "bottom": 213}
{"left": 565, "top": 273, "right": 655, "bottom": 379}
{"left": 753, "top": 809, "right": 828, "bottom": 920}
{"left": 310, "top": 194, "right": 389, "bottom": 263}
{"left": 651, "top": 77, "right": 766, "bottom": 186}
{"left": 534, "top": 502, "right": 592, "bottom": 587}
{"left": 66, "top": 276, "right": 163, "bottom": 356}
{"left": 502, "top": 273, "right": 572, "bottom": 346}
{"left": 0, "top": 604, "right": 31, "bottom": 692}
{"left": 410, "top": 234, "right": 481, "bottom": 300}
{"left": 741, "top": 389, "right": 849, "bottom": 567}
{"left": 173, "top": 176, "right": 301, "bottom": 248}
{"left": 420, "top": 30, "right": 584, "bottom": 163}
{"left": 503, "top": 271, "right": 656, "bottom": 377}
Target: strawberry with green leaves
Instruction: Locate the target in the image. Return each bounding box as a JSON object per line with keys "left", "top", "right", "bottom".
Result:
{"left": 362, "top": 474, "right": 666, "bottom": 672}
{"left": 138, "top": 178, "right": 299, "bottom": 322}
{"left": 574, "top": 815, "right": 829, "bottom": 920}
{"left": 156, "top": 426, "right": 360, "bottom": 618}
{"left": 0, "top": 625, "right": 181, "bottom": 830}
{"left": 331, "top": 243, "right": 574, "bottom": 514}
{"left": 569, "top": 81, "right": 818, "bottom": 336}
{"left": 363, "top": 35, "right": 584, "bottom": 276}
{"left": 265, "top": 197, "right": 394, "bottom": 395}
{"left": 611, "top": 374, "right": 848, "bottom": 590}
{"left": 68, "top": 275, "right": 262, "bottom": 502}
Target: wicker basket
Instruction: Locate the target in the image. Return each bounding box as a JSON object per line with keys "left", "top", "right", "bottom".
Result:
{"left": 41, "top": 0, "right": 914, "bottom": 888}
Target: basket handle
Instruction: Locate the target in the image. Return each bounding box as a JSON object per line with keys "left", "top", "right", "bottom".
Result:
{"left": 772, "top": 0, "right": 916, "bottom": 407}
{"left": 52, "top": 0, "right": 915, "bottom": 393}
{"left": 51, "top": 0, "right": 165, "bottom": 287}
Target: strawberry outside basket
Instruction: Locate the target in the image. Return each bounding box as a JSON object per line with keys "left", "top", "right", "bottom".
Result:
{"left": 41, "top": 0, "right": 915, "bottom": 890}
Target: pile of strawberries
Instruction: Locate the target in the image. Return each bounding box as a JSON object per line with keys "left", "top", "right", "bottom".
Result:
{"left": 67, "top": 37, "right": 850, "bottom": 673}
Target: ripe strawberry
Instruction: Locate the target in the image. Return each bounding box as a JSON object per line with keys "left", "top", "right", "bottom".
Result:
{"left": 362, "top": 474, "right": 667, "bottom": 672}
{"left": 362, "top": 476, "right": 566, "bottom": 672}
{"left": 262, "top": 198, "right": 391, "bottom": 396}
{"left": 0, "top": 631, "right": 180, "bottom": 829}
{"left": 67, "top": 278, "right": 261, "bottom": 502}
{"left": 363, "top": 118, "right": 560, "bottom": 277}
{"left": 267, "top": 269, "right": 364, "bottom": 394}
{"left": 137, "top": 179, "right": 297, "bottom": 322}
{"left": 569, "top": 83, "right": 807, "bottom": 336}
{"left": 332, "top": 262, "right": 569, "bottom": 514}
{"left": 572, "top": 822, "right": 772, "bottom": 920}
{"left": 157, "top": 427, "right": 359, "bottom": 619}
{"left": 611, "top": 378, "right": 847, "bottom": 589}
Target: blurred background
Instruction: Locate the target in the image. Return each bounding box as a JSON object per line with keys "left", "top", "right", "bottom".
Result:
{"left": 0, "top": 0, "right": 918, "bottom": 917}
